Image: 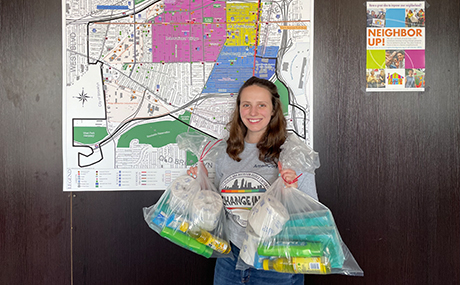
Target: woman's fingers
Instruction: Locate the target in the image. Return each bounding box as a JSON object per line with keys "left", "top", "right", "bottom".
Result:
{"left": 282, "top": 170, "right": 298, "bottom": 188}
{"left": 187, "top": 166, "right": 198, "bottom": 178}
{"left": 278, "top": 162, "right": 298, "bottom": 187}
{"left": 186, "top": 163, "right": 209, "bottom": 178}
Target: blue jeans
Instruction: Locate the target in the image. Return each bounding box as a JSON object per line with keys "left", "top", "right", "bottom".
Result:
{"left": 213, "top": 244, "right": 304, "bottom": 285}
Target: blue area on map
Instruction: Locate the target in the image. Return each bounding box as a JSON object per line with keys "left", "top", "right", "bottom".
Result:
{"left": 203, "top": 46, "right": 254, "bottom": 93}
{"left": 254, "top": 57, "right": 277, "bottom": 80}
{"left": 257, "top": 46, "right": 279, "bottom": 58}
{"left": 97, "top": 5, "right": 129, "bottom": 9}
{"left": 203, "top": 46, "right": 278, "bottom": 93}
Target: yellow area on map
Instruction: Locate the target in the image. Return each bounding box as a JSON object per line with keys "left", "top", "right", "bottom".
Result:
{"left": 225, "top": 3, "right": 258, "bottom": 46}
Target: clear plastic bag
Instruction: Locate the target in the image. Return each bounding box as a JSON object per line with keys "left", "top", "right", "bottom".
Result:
{"left": 237, "top": 135, "right": 363, "bottom": 276}
{"left": 143, "top": 132, "right": 230, "bottom": 258}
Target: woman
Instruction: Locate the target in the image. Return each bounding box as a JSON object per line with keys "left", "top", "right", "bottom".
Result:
{"left": 406, "top": 9, "right": 414, "bottom": 27}
{"left": 377, "top": 70, "right": 386, "bottom": 88}
{"left": 418, "top": 9, "right": 425, "bottom": 26}
{"left": 367, "top": 70, "right": 378, "bottom": 87}
{"left": 188, "top": 76, "right": 318, "bottom": 284}
{"left": 389, "top": 57, "right": 399, "bottom": 69}
{"left": 405, "top": 69, "right": 415, "bottom": 88}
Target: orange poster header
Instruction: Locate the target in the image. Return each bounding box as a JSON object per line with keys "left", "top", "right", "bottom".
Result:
{"left": 368, "top": 28, "right": 422, "bottom": 37}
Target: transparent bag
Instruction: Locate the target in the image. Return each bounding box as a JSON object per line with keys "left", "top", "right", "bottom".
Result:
{"left": 237, "top": 135, "right": 363, "bottom": 276}
{"left": 143, "top": 132, "right": 230, "bottom": 258}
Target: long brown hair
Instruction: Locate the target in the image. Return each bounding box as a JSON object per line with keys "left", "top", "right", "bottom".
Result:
{"left": 226, "top": 76, "right": 287, "bottom": 163}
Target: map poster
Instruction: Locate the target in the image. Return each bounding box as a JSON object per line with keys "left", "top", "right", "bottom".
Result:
{"left": 366, "top": 1, "right": 425, "bottom": 92}
{"left": 63, "top": 0, "right": 314, "bottom": 191}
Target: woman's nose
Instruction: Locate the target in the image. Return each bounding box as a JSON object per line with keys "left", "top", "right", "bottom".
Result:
{"left": 250, "top": 106, "right": 257, "bottom": 115}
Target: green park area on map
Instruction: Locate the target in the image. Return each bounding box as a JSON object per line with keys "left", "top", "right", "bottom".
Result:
{"left": 73, "top": 127, "right": 109, "bottom": 144}
{"left": 116, "top": 111, "right": 201, "bottom": 165}
{"left": 274, "top": 80, "right": 289, "bottom": 116}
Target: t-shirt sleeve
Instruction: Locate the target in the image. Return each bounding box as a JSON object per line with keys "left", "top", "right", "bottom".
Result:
{"left": 296, "top": 172, "right": 318, "bottom": 201}
{"left": 213, "top": 153, "right": 224, "bottom": 189}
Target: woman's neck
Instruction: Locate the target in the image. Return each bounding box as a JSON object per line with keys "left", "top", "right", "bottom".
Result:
{"left": 245, "top": 134, "right": 262, "bottom": 144}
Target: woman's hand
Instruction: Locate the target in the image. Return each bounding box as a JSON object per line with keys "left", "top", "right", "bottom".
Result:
{"left": 186, "top": 162, "right": 208, "bottom": 179}
{"left": 187, "top": 166, "right": 198, "bottom": 179}
{"left": 278, "top": 162, "right": 298, "bottom": 188}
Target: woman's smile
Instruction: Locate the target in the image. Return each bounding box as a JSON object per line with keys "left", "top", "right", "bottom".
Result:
{"left": 239, "top": 85, "right": 273, "bottom": 143}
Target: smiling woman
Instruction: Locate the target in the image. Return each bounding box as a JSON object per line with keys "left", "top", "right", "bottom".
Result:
{"left": 185, "top": 76, "right": 317, "bottom": 285}
{"left": 239, "top": 85, "right": 274, "bottom": 143}
{"left": 227, "top": 76, "right": 287, "bottom": 164}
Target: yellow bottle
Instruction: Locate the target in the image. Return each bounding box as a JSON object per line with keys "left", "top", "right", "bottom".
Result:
{"left": 188, "top": 229, "right": 231, "bottom": 254}
{"left": 263, "top": 257, "right": 331, "bottom": 274}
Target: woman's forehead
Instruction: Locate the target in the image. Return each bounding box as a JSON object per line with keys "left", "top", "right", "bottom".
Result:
{"left": 240, "top": 85, "right": 271, "bottom": 98}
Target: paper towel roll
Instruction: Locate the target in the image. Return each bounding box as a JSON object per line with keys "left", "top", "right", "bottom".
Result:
{"left": 240, "top": 231, "right": 260, "bottom": 266}
{"left": 169, "top": 175, "right": 199, "bottom": 213}
{"left": 248, "top": 195, "right": 289, "bottom": 238}
{"left": 191, "top": 190, "right": 223, "bottom": 231}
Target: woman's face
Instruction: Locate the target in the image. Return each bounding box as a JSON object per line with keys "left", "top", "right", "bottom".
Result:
{"left": 239, "top": 85, "right": 274, "bottom": 143}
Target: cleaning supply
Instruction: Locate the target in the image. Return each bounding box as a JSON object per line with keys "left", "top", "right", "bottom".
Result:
{"left": 273, "top": 227, "right": 345, "bottom": 268}
{"left": 169, "top": 175, "right": 200, "bottom": 214}
{"left": 257, "top": 241, "right": 323, "bottom": 257}
{"left": 148, "top": 193, "right": 171, "bottom": 231}
{"left": 164, "top": 214, "right": 189, "bottom": 232}
{"left": 253, "top": 252, "right": 269, "bottom": 269}
{"left": 262, "top": 257, "right": 331, "bottom": 274}
{"left": 188, "top": 228, "right": 231, "bottom": 254}
{"left": 248, "top": 196, "right": 289, "bottom": 238}
{"left": 191, "top": 190, "right": 223, "bottom": 231}
{"left": 285, "top": 210, "right": 334, "bottom": 228}
{"left": 240, "top": 230, "right": 261, "bottom": 265}
{"left": 160, "top": 227, "right": 213, "bottom": 258}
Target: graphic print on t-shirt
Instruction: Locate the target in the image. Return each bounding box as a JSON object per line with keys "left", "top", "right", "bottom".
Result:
{"left": 220, "top": 172, "right": 270, "bottom": 227}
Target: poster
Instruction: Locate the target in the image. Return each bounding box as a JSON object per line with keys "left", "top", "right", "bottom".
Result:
{"left": 366, "top": 1, "right": 425, "bottom": 92}
{"left": 62, "top": 0, "right": 314, "bottom": 191}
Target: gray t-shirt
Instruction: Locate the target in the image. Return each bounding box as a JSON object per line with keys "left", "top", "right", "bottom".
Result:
{"left": 214, "top": 141, "right": 318, "bottom": 248}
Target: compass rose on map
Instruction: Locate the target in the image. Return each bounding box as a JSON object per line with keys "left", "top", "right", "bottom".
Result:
{"left": 74, "top": 89, "right": 91, "bottom": 107}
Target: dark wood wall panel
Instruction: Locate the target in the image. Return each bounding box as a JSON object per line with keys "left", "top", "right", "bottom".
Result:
{"left": 71, "top": 191, "right": 216, "bottom": 285}
{"left": 0, "top": 0, "right": 71, "bottom": 284}
{"left": 310, "top": 0, "right": 460, "bottom": 284}
{"left": 1, "top": 0, "right": 459, "bottom": 284}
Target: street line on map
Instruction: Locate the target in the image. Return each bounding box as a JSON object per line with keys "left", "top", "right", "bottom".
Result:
{"left": 91, "top": 20, "right": 310, "bottom": 25}
{"left": 252, "top": 0, "right": 262, "bottom": 76}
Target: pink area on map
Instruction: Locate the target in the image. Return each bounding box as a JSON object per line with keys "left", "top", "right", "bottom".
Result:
{"left": 164, "top": 0, "right": 204, "bottom": 11}
{"left": 152, "top": 0, "right": 226, "bottom": 63}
